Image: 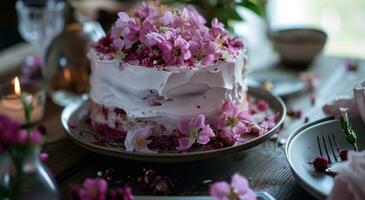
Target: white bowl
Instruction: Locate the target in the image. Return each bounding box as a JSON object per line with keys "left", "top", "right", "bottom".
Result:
{"left": 271, "top": 28, "right": 327, "bottom": 66}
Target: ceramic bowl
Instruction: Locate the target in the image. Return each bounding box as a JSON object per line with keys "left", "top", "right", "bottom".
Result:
{"left": 271, "top": 28, "right": 327, "bottom": 66}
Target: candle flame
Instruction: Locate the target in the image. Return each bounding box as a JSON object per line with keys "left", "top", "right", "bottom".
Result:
{"left": 14, "top": 76, "right": 21, "bottom": 96}
{"left": 64, "top": 68, "right": 71, "bottom": 83}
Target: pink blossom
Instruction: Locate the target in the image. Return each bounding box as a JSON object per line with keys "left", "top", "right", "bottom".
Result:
{"left": 217, "top": 102, "right": 249, "bottom": 140}
{"left": 139, "top": 19, "right": 159, "bottom": 36}
{"left": 181, "top": 6, "right": 206, "bottom": 27}
{"left": 133, "top": 2, "right": 159, "bottom": 20}
{"left": 111, "top": 12, "right": 140, "bottom": 49}
{"left": 29, "top": 130, "right": 42, "bottom": 144}
{"left": 140, "top": 32, "right": 165, "bottom": 47}
{"left": 209, "top": 18, "right": 228, "bottom": 38}
{"left": 177, "top": 114, "right": 214, "bottom": 151}
{"left": 210, "top": 173, "right": 256, "bottom": 200}
{"left": 189, "top": 40, "right": 218, "bottom": 65}
{"left": 160, "top": 11, "right": 176, "bottom": 26}
{"left": 160, "top": 37, "right": 191, "bottom": 65}
{"left": 92, "top": 2, "right": 243, "bottom": 68}
{"left": 125, "top": 127, "right": 155, "bottom": 153}
{"left": 78, "top": 178, "right": 108, "bottom": 200}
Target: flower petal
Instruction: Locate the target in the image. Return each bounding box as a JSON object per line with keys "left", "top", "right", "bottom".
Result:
{"left": 191, "top": 114, "right": 205, "bottom": 129}
{"left": 238, "top": 111, "right": 251, "bottom": 121}
{"left": 178, "top": 120, "right": 190, "bottom": 136}
{"left": 134, "top": 127, "right": 151, "bottom": 139}
{"left": 176, "top": 137, "right": 195, "bottom": 151}
{"left": 210, "top": 181, "right": 230, "bottom": 200}
{"left": 231, "top": 173, "right": 249, "bottom": 195}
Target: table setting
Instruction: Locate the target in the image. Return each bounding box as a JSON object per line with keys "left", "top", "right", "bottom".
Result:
{"left": 0, "top": 0, "right": 364, "bottom": 200}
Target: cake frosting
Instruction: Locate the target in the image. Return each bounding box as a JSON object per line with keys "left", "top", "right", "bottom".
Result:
{"left": 89, "top": 50, "right": 246, "bottom": 120}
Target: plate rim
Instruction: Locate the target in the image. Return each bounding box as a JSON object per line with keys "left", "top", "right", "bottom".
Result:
{"left": 61, "top": 86, "right": 286, "bottom": 162}
{"left": 285, "top": 116, "right": 336, "bottom": 200}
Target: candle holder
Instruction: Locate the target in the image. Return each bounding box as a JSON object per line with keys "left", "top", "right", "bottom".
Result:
{"left": 0, "top": 80, "right": 46, "bottom": 125}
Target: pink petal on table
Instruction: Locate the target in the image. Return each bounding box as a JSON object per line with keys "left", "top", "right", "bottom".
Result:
{"left": 210, "top": 181, "right": 230, "bottom": 200}
{"left": 322, "top": 97, "right": 358, "bottom": 117}
{"left": 231, "top": 173, "right": 249, "bottom": 195}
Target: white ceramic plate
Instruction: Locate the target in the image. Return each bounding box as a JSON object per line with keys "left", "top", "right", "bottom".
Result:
{"left": 246, "top": 68, "right": 304, "bottom": 96}
{"left": 285, "top": 117, "right": 365, "bottom": 199}
{"left": 61, "top": 87, "right": 286, "bottom": 162}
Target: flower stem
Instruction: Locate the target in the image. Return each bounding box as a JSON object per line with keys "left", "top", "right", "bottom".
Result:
{"left": 20, "top": 93, "right": 33, "bottom": 126}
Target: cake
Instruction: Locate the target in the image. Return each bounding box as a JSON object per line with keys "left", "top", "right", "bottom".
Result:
{"left": 88, "top": 3, "right": 278, "bottom": 153}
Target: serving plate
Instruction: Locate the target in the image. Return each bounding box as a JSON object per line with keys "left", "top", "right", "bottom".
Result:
{"left": 61, "top": 87, "right": 286, "bottom": 162}
{"left": 285, "top": 117, "right": 365, "bottom": 199}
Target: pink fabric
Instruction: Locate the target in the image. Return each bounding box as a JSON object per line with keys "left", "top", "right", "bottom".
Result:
{"left": 328, "top": 151, "right": 365, "bottom": 200}
{"left": 322, "top": 80, "right": 365, "bottom": 123}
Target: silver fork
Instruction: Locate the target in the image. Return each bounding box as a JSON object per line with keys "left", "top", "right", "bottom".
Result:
{"left": 316, "top": 133, "right": 341, "bottom": 176}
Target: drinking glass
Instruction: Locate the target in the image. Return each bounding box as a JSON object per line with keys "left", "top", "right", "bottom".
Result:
{"left": 16, "top": 0, "right": 65, "bottom": 49}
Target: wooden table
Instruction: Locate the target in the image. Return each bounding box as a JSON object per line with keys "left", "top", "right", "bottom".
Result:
{"left": 1, "top": 43, "right": 365, "bottom": 200}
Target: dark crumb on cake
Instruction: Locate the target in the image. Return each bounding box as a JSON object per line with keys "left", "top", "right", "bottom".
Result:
{"left": 148, "top": 135, "right": 179, "bottom": 151}
{"left": 114, "top": 107, "right": 127, "bottom": 116}
{"left": 196, "top": 105, "right": 201, "bottom": 109}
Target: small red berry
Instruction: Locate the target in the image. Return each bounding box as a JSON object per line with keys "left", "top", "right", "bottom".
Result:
{"left": 257, "top": 100, "right": 269, "bottom": 111}
{"left": 312, "top": 156, "right": 328, "bottom": 172}
{"left": 339, "top": 149, "right": 348, "bottom": 161}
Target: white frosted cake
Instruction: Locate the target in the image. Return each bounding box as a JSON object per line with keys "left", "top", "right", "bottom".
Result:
{"left": 87, "top": 3, "right": 276, "bottom": 153}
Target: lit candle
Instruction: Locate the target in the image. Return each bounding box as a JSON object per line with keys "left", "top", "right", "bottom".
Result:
{"left": 0, "top": 77, "right": 46, "bottom": 125}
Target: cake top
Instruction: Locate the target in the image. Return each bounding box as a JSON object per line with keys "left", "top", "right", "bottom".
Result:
{"left": 92, "top": 2, "right": 243, "bottom": 68}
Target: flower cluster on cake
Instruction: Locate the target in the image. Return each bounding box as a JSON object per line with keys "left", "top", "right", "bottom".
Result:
{"left": 87, "top": 2, "right": 279, "bottom": 153}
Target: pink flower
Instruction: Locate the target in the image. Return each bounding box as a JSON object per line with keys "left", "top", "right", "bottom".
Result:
{"left": 111, "top": 12, "right": 140, "bottom": 49}
{"left": 177, "top": 114, "right": 214, "bottom": 151}
{"left": 209, "top": 18, "right": 228, "bottom": 38}
{"left": 159, "top": 37, "right": 191, "bottom": 65}
{"left": 78, "top": 178, "right": 108, "bottom": 200}
{"left": 140, "top": 32, "right": 165, "bottom": 47}
{"left": 181, "top": 6, "right": 206, "bottom": 27}
{"left": 217, "top": 102, "right": 249, "bottom": 140}
{"left": 139, "top": 19, "right": 159, "bottom": 36}
{"left": 160, "top": 11, "right": 176, "bottom": 26}
{"left": 125, "top": 127, "right": 155, "bottom": 153}
{"left": 29, "top": 130, "right": 42, "bottom": 144}
{"left": 92, "top": 2, "right": 243, "bottom": 68}
{"left": 189, "top": 40, "right": 218, "bottom": 65}
{"left": 133, "top": 2, "right": 159, "bottom": 20}
{"left": 210, "top": 173, "right": 256, "bottom": 200}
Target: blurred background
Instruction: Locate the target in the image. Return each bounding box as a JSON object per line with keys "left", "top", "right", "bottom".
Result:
{"left": 2, "top": 0, "right": 364, "bottom": 57}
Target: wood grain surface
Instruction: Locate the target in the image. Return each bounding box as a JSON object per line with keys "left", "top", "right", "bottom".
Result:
{"left": 1, "top": 44, "right": 364, "bottom": 200}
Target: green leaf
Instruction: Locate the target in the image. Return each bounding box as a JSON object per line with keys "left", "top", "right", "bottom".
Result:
{"left": 339, "top": 111, "right": 358, "bottom": 151}
{"left": 237, "top": 0, "right": 266, "bottom": 17}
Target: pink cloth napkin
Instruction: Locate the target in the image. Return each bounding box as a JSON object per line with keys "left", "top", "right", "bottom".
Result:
{"left": 323, "top": 80, "right": 365, "bottom": 123}
{"left": 328, "top": 150, "right": 365, "bottom": 200}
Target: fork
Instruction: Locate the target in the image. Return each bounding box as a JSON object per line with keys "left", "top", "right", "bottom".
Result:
{"left": 316, "top": 133, "right": 341, "bottom": 176}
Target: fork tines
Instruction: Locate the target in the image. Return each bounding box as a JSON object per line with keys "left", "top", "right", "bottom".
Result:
{"left": 316, "top": 133, "right": 340, "bottom": 164}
